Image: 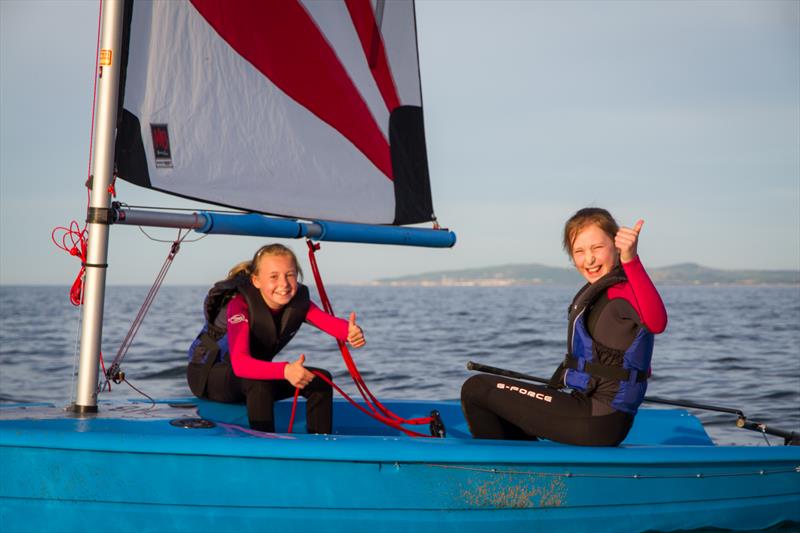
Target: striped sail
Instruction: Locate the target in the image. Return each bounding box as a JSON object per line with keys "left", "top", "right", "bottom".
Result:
{"left": 114, "top": 0, "right": 434, "bottom": 225}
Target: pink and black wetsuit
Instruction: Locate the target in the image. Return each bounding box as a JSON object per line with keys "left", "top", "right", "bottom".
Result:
{"left": 187, "top": 276, "right": 349, "bottom": 434}
{"left": 225, "top": 294, "right": 348, "bottom": 380}
{"left": 461, "top": 257, "right": 667, "bottom": 446}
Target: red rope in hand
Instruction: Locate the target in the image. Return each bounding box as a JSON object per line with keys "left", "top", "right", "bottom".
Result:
{"left": 304, "top": 240, "right": 434, "bottom": 434}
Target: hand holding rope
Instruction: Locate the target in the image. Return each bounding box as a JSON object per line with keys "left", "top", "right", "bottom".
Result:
{"left": 286, "top": 240, "right": 441, "bottom": 437}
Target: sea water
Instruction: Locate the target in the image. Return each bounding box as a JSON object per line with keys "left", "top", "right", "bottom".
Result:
{"left": 1, "top": 284, "right": 798, "bottom": 446}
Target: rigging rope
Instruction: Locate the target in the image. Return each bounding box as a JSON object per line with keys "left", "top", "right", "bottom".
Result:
{"left": 285, "top": 240, "right": 436, "bottom": 437}
{"left": 103, "top": 230, "right": 189, "bottom": 390}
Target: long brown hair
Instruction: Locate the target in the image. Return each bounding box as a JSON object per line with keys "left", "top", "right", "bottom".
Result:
{"left": 226, "top": 243, "right": 303, "bottom": 280}
{"left": 562, "top": 208, "right": 619, "bottom": 258}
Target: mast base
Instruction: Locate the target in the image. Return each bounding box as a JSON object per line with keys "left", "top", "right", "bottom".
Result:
{"left": 69, "top": 403, "right": 98, "bottom": 415}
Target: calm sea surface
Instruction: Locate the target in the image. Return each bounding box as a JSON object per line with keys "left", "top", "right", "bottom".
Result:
{"left": 1, "top": 284, "right": 798, "bottom": 446}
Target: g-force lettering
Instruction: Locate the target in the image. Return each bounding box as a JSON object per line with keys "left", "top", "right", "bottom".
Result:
{"left": 496, "top": 382, "right": 553, "bottom": 402}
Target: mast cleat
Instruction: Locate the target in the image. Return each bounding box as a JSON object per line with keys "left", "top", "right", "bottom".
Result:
{"left": 429, "top": 409, "right": 446, "bottom": 438}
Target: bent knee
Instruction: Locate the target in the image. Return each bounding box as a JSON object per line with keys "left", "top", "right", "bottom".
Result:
{"left": 461, "top": 374, "right": 493, "bottom": 403}
{"left": 307, "top": 368, "right": 333, "bottom": 391}
{"left": 312, "top": 368, "right": 332, "bottom": 380}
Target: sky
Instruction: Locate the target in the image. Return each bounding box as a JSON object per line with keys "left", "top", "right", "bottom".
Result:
{"left": 1, "top": 0, "right": 798, "bottom": 286}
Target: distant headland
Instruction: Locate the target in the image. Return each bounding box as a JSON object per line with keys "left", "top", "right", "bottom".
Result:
{"left": 371, "top": 262, "right": 799, "bottom": 287}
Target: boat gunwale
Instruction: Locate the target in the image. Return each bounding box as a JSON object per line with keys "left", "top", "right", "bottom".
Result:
{"left": 2, "top": 406, "right": 799, "bottom": 466}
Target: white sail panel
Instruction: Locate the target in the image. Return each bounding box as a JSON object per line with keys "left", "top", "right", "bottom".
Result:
{"left": 301, "top": 0, "right": 391, "bottom": 141}
{"left": 116, "top": 0, "right": 434, "bottom": 225}
{"left": 381, "top": 0, "right": 422, "bottom": 107}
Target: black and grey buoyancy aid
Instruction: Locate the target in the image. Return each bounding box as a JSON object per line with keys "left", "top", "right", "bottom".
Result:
{"left": 187, "top": 273, "right": 311, "bottom": 367}
{"left": 562, "top": 266, "right": 654, "bottom": 415}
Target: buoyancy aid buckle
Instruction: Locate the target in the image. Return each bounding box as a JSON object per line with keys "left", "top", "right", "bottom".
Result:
{"left": 565, "top": 356, "right": 648, "bottom": 383}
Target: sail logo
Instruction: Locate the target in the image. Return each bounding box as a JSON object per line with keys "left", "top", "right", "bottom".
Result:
{"left": 496, "top": 382, "right": 553, "bottom": 402}
{"left": 150, "top": 124, "right": 173, "bottom": 168}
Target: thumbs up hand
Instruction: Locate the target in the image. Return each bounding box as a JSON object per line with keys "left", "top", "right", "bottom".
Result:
{"left": 346, "top": 312, "right": 366, "bottom": 348}
{"left": 615, "top": 219, "right": 644, "bottom": 263}
{"left": 284, "top": 353, "right": 315, "bottom": 388}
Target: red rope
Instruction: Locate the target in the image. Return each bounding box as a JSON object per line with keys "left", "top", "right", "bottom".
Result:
{"left": 312, "top": 370, "right": 430, "bottom": 437}
{"left": 52, "top": 1, "right": 104, "bottom": 308}
{"left": 99, "top": 350, "right": 110, "bottom": 392}
{"left": 51, "top": 222, "right": 88, "bottom": 306}
{"left": 303, "top": 240, "right": 434, "bottom": 434}
{"left": 85, "top": 0, "right": 102, "bottom": 192}
{"left": 285, "top": 372, "right": 429, "bottom": 437}
{"left": 287, "top": 387, "right": 300, "bottom": 433}
{"left": 50, "top": 2, "right": 112, "bottom": 392}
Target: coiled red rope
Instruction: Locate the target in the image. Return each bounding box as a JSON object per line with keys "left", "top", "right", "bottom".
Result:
{"left": 51, "top": 222, "right": 89, "bottom": 307}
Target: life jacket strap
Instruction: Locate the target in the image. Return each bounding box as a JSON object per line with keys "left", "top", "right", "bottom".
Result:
{"left": 195, "top": 332, "right": 221, "bottom": 398}
{"left": 565, "top": 356, "right": 648, "bottom": 383}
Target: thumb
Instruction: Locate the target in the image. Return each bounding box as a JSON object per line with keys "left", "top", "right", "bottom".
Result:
{"left": 349, "top": 312, "right": 357, "bottom": 326}
{"left": 633, "top": 219, "right": 644, "bottom": 234}
{"left": 296, "top": 353, "right": 306, "bottom": 365}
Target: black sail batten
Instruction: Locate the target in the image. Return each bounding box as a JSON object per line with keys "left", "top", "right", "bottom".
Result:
{"left": 115, "top": 110, "right": 151, "bottom": 189}
{"left": 114, "top": 0, "right": 151, "bottom": 189}
{"left": 390, "top": 105, "right": 434, "bottom": 225}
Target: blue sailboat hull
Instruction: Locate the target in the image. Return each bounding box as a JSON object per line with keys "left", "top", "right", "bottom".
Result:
{"left": 2, "top": 399, "right": 798, "bottom": 532}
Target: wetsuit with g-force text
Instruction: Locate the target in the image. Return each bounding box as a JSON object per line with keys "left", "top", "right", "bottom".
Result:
{"left": 460, "top": 257, "right": 667, "bottom": 446}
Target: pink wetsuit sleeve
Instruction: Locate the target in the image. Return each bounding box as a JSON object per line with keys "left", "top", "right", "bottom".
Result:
{"left": 226, "top": 295, "right": 287, "bottom": 380}
{"left": 609, "top": 256, "right": 668, "bottom": 334}
{"left": 305, "top": 302, "right": 349, "bottom": 340}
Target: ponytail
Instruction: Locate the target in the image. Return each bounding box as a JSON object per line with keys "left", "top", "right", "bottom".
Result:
{"left": 226, "top": 260, "right": 253, "bottom": 280}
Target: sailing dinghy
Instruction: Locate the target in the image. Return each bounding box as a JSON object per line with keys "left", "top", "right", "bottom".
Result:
{"left": 1, "top": 1, "right": 798, "bottom": 531}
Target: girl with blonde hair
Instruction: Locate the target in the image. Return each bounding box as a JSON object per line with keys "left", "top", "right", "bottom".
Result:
{"left": 187, "top": 243, "right": 365, "bottom": 433}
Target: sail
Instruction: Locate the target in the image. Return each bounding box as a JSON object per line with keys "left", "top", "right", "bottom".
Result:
{"left": 114, "top": 0, "right": 434, "bottom": 225}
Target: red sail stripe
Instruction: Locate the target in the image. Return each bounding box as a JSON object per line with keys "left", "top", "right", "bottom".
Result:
{"left": 344, "top": 0, "right": 401, "bottom": 112}
{"left": 190, "top": 0, "right": 393, "bottom": 181}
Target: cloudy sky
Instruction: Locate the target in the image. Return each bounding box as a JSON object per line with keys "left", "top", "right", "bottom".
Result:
{"left": 1, "top": 0, "right": 798, "bottom": 285}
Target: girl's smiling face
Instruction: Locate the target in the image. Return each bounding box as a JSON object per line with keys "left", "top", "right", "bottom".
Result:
{"left": 251, "top": 253, "right": 299, "bottom": 310}
{"left": 570, "top": 223, "right": 618, "bottom": 284}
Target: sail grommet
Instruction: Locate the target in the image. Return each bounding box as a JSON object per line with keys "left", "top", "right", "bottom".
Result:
{"left": 170, "top": 418, "right": 216, "bottom": 429}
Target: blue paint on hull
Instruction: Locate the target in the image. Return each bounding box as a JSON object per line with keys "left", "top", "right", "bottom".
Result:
{"left": 1, "top": 399, "right": 798, "bottom": 532}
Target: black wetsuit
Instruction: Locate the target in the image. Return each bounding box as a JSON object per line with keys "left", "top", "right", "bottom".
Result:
{"left": 461, "top": 262, "right": 665, "bottom": 446}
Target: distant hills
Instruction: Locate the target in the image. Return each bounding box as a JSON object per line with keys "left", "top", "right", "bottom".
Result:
{"left": 373, "top": 262, "right": 799, "bottom": 287}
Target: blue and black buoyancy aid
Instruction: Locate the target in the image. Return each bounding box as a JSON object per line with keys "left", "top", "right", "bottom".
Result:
{"left": 187, "top": 272, "right": 311, "bottom": 368}
{"left": 562, "top": 266, "right": 654, "bottom": 415}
